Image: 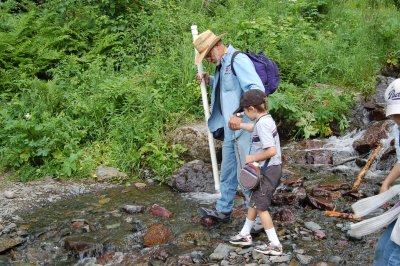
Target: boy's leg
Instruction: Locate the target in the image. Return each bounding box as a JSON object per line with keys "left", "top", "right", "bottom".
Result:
{"left": 229, "top": 208, "right": 256, "bottom": 246}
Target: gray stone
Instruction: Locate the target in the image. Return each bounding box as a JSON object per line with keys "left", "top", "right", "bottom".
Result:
{"left": 209, "top": 243, "right": 235, "bottom": 261}
{"left": 329, "top": 255, "right": 342, "bottom": 265}
{"left": 297, "top": 254, "right": 313, "bottom": 264}
{"left": 304, "top": 221, "right": 322, "bottom": 232}
{"left": 269, "top": 255, "right": 291, "bottom": 263}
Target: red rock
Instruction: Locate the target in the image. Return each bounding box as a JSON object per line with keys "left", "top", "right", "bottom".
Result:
{"left": 314, "top": 230, "right": 327, "bottom": 240}
{"left": 306, "top": 194, "right": 335, "bottom": 210}
{"left": 143, "top": 224, "right": 172, "bottom": 247}
{"left": 149, "top": 204, "right": 174, "bottom": 218}
{"left": 200, "top": 216, "right": 218, "bottom": 227}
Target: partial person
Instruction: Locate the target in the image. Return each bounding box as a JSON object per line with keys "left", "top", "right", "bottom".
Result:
{"left": 193, "top": 30, "right": 265, "bottom": 234}
{"left": 228, "top": 90, "right": 283, "bottom": 255}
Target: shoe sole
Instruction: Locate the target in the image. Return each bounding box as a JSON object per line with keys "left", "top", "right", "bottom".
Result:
{"left": 229, "top": 241, "right": 252, "bottom": 246}
{"left": 254, "top": 249, "right": 283, "bottom": 256}
{"left": 197, "top": 208, "right": 230, "bottom": 223}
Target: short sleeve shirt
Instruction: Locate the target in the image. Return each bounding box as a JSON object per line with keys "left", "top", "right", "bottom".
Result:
{"left": 251, "top": 114, "right": 282, "bottom": 167}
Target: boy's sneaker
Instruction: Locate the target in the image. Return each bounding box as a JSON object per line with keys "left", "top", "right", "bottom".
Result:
{"left": 229, "top": 233, "right": 252, "bottom": 246}
{"left": 250, "top": 220, "right": 264, "bottom": 235}
{"left": 197, "top": 207, "right": 231, "bottom": 223}
{"left": 254, "top": 243, "right": 283, "bottom": 256}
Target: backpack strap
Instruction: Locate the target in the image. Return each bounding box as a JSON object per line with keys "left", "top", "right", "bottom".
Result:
{"left": 230, "top": 51, "right": 242, "bottom": 76}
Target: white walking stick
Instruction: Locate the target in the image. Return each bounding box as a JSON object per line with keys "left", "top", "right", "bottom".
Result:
{"left": 191, "top": 25, "right": 220, "bottom": 192}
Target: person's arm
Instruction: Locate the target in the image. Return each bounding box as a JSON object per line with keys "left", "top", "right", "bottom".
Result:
{"left": 380, "top": 163, "right": 400, "bottom": 193}
{"left": 232, "top": 53, "right": 264, "bottom": 92}
{"left": 239, "top": 122, "right": 254, "bottom": 132}
{"left": 245, "top": 147, "right": 277, "bottom": 164}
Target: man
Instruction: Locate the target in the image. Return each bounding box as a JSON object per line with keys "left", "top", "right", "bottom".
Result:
{"left": 193, "top": 29, "right": 265, "bottom": 232}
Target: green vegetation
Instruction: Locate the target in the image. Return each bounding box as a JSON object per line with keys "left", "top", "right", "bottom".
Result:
{"left": 1, "top": 0, "right": 399, "bottom": 181}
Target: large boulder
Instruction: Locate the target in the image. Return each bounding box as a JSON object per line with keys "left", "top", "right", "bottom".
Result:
{"left": 171, "top": 122, "right": 222, "bottom": 163}
{"left": 167, "top": 160, "right": 215, "bottom": 193}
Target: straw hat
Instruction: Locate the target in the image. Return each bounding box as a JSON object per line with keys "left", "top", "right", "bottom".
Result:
{"left": 193, "top": 30, "right": 226, "bottom": 64}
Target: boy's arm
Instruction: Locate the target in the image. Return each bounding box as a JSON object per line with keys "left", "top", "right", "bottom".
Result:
{"left": 380, "top": 163, "right": 400, "bottom": 193}
{"left": 246, "top": 147, "right": 277, "bottom": 164}
{"left": 240, "top": 122, "right": 254, "bottom": 132}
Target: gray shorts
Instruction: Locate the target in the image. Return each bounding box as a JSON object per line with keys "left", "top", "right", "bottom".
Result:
{"left": 249, "top": 164, "right": 282, "bottom": 211}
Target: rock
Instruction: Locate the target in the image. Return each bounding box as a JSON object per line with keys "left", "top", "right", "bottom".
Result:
{"left": 306, "top": 195, "right": 335, "bottom": 210}
{"left": 134, "top": 183, "right": 146, "bottom": 189}
{"left": 352, "top": 120, "right": 391, "bottom": 153}
{"left": 171, "top": 123, "right": 222, "bottom": 163}
{"left": 121, "top": 205, "right": 145, "bottom": 214}
{"left": 4, "top": 191, "right": 16, "bottom": 199}
{"left": 95, "top": 166, "right": 127, "bottom": 181}
{"left": 64, "top": 237, "right": 103, "bottom": 256}
{"left": 304, "top": 221, "right": 322, "bottom": 232}
{"left": 209, "top": 243, "right": 235, "bottom": 261}
{"left": 149, "top": 204, "right": 174, "bottom": 218}
{"left": 143, "top": 224, "right": 172, "bottom": 247}
{"left": 274, "top": 208, "right": 296, "bottom": 225}
{"left": 200, "top": 216, "right": 218, "bottom": 227}
{"left": 0, "top": 236, "right": 24, "bottom": 253}
{"left": 167, "top": 160, "right": 215, "bottom": 193}
{"left": 297, "top": 254, "right": 313, "bottom": 264}
{"left": 314, "top": 230, "right": 327, "bottom": 240}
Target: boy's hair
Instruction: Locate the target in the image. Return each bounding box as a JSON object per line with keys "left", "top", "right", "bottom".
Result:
{"left": 252, "top": 102, "right": 267, "bottom": 113}
{"left": 234, "top": 89, "right": 268, "bottom": 113}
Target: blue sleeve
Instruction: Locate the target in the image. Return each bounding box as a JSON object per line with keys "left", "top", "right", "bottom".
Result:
{"left": 232, "top": 53, "right": 264, "bottom": 93}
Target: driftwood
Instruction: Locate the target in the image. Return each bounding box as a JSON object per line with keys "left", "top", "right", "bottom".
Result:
{"left": 351, "top": 144, "right": 382, "bottom": 192}
{"left": 324, "top": 210, "right": 357, "bottom": 220}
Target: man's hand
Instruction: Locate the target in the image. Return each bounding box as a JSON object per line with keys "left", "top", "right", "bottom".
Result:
{"left": 228, "top": 115, "right": 242, "bottom": 130}
{"left": 196, "top": 73, "right": 210, "bottom": 86}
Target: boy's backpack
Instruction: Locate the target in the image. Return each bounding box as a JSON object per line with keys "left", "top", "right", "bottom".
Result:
{"left": 231, "top": 51, "right": 280, "bottom": 95}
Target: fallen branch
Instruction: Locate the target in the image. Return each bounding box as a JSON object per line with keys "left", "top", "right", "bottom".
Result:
{"left": 332, "top": 156, "right": 360, "bottom": 167}
{"left": 351, "top": 144, "right": 382, "bottom": 192}
{"left": 324, "top": 210, "right": 357, "bottom": 220}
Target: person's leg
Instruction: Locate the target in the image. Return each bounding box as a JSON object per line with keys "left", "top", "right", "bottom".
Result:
{"left": 373, "top": 222, "right": 394, "bottom": 266}
{"left": 216, "top": 139, "right": 238, "bottom": 213}
{"left": 229, "top": 208, "right": 256, "bottom": 246}
{"left": 378, "top": 221, "right": 400, "bottom": 266}
{"left": 254, "top": 210, "right": 283, "bottom": 255}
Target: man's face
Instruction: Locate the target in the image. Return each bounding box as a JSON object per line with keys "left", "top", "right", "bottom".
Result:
{"left": 205, "top": 45, "right": 222, "bottom": 66}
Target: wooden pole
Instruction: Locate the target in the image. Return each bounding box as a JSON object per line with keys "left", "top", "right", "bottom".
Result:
{"left": 351, "top": 144, "right": 382, "bottom": 192}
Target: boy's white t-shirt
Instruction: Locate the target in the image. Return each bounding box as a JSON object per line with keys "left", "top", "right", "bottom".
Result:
{"left": 251, "top": 114, "right": 282, "bottom": 167}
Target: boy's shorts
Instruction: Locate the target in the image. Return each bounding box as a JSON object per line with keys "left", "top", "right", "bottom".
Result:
{"left": 249, "top": 164, "right": 282, "bottom": 211}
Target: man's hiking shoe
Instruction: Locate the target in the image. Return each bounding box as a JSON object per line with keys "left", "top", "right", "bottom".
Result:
{"left": 197, "top": 207, "right": 231, "bottom": 223}
{"left": 229, "top": 233, "right": 252, "bottom": 246}
{"left": 250, "top": 220, "right": 264, "bottom": 235}
{"left": 254, "top": 243, "right": 283, "bottom": 256}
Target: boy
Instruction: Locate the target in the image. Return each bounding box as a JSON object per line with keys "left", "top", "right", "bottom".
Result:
{"left": 229, "top": 89, "right": 283, "bottom": 255}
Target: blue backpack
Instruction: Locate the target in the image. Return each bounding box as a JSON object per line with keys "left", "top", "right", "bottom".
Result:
{"left": 231, "top": 51, "right": 280, "bottom": 95}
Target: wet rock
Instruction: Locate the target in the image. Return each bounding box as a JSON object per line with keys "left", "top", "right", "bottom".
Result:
{"left": 314, "top": 230, "right": 327, "bottom": 240}
{"left": 149, "top": 204, "right": 174, "bottom": 218}
{"left": 272, "top": 192, "right": 300, "bottom": 205}
{"left": 274, "top": 208, "right": 296, "bottom": 225}
{"left": 121, "top": 205, "right": 145, "bottom": 214}
{"left": 269, "top": 254, "right": 291, "bottom": 263}
{"left": 318, "top": 182, "right": 350, "bottom": 191}
{"left": 200, "top": 216, "right": 218, "bottom": 227}
{"left": 306, "top": 195, "right": 335, "bottom": 210}
{"left": 167, "top": 160, "right": 215, "bottom": 193}
{"left": 171, "top": 123, "right": 222, "bottom": 163}
{"left": 143, "top": 224, "right": 172, "bottom": 247}
{"left": 297, "top": 254, "right": 313, "bottom": 264}
{"left": 64, "top": 237, "right": 103, "bottom": 256}
{"left": 0, "top": 236, "right": 24, "bottom": 253}
{"left": 134, "top": 183, "right": 146, "bottom": 189}
{"left": 71, "top": 219, "right": 94, "bottom": 232}
{"left": 96, "top": 251, "right": 124, "bottom": 265}
{"left": 312, "top": 188, "right": 341, "bottom": 199}
{"left": 209, "top": 243, "right": 235, "bottom": 261}
{"left": 304, "top": 221, "right": 322, "bottom": 232}
{"left": 178, "top": 255, "right": 193, "bottom": 265}
{"left": 95, "top": 166, "right": 127, "bottom": 181}
{"left": 352, "top": 120, "right": 391, "bottom": 153}
{"left": 281, "top": 176, "right": 304, "bottom": 187}
{"left": 153, "top": 249, "right": 169, "bottom": 262}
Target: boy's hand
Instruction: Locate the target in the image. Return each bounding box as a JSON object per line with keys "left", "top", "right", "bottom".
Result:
{"left": 228, "top": 115, "right": 242, "bottom": 130}
{"left": 245, "top": 155, "right": 253, "bottom": 164}
{"left": 196, "top": 73, "right": 210, "bottom": 86}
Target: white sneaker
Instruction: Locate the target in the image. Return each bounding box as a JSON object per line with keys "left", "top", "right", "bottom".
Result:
{"left": 229, "top": 233, "right": 252, "bottom": 246}
{"left": 254, "top": 243, "right": 283, "bottom": 255}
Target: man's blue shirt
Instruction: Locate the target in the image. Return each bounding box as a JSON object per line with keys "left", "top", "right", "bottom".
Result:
{"left": 208, "top": 45, "right": 264, "bottom": 141}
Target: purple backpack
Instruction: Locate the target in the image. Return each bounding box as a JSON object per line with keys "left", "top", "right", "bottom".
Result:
{"left": 231, "top": 51, "right": 280, "bottom": 95}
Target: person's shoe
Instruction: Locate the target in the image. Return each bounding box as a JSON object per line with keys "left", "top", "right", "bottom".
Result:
{"left": 250, "top": 220, "right": 264, "bottom": 235}
{"left": 254, "top": 243, "right": 283, "bottom": 256}
{"left": 197, "top": 207, "right": 231, "bottom": 223}
{"left": 229, "top": 233, "right": 252, "bottom": 246}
